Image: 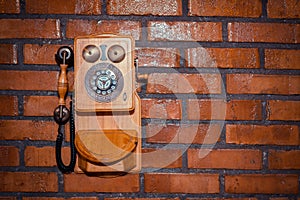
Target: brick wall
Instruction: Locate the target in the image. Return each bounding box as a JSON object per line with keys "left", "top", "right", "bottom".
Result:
{"left": 0, "top": 0, "right": 299, "bottom": 199}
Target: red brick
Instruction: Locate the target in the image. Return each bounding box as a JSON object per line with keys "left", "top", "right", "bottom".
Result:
{"left": 188, "top": 149, "right": 262, "bottom": 169}
{"left": 0, "top": 197, "right": 17, "bottom": 200}
{"left": 227, "top": 74, "right": 300, "bottom": 94}
{"left": 147, "top": 73, "right": 221, "bottom": 94}
{"left": 0, "top": 71, "right": 74, "bottom": 91}
{"left": 24, "top": 198, "right": 98, "bottom": 200}
{"left": 64, "top": 173, "right": 139, "bottom": 192}
{"left": 226, "top": 125, "right": 299, "bottom": 145}
{"left": 0, "top": 19, "right": 61, "bottom": 39}
{"left": 0, "top": 96, "right": 18, "bottom": 116}
{"left": 107, "top": 0, "right": 182, "bottom": 16}
{"left": 136, "top": 48, "right": 180, "bottom": 67}
{"left": 66, "top": 20, "right": 141, "bottom": 40}
{"left": 186, "top": 198, "right": 258, "bottom": 200}
{"left": 269, "top": 150, "right": 300, "bottom": 169}
{"left": 24, "top": 44, "right": 70, "bottom": 65}
{"left": 0, "top": 146, "right": 19, "bottom": 166}
{"left": 148, "top": 21, "right": 222, "bottom": 41}
{"left": 24, "top": 146, "right": 70, "bottom": 167}
{"left": 104, "top": 197, "right": 180, "bottom": 200}
{"left": 269, "top": 197, "right": 289, "bottom": 200}
{"left": 225, "top": 174, "right": 298, "bottom": 194}
{"left": 228, "top": 22, "right": 300, "bottom": 43}
{"left": 0, "top": 172, "right": 58, "bottom": 192}
{"left": 188, "top": 0, "right": 262, "bottom": 17}
{"left": 187, "top": 99, "right": 262, "bottom": 120}
{"left": 185, "top": 48, "right": 259, "bottom": 69}
{"left": 268, "top": 198, "right": 289, "bottom": 200}
{"left": 265, "top": 49, "right": 300, "bottom": 70}
{"left": 0, "top": 71, "right": 56, "bottom": 90}
{"left": 146, "top": 123, "right": 221, "bottom": 144}
{"left": 142, "top": 99, "right": 182, "bottom": 119}
{"left": 144, "top": 173, "right": 219, "bottom": 193}
{"left": 0, "top": 0, "right": 20, "bottom": 13}
{"left": 267, "top": 0, "right": 300, "bottom": 18}
{"left": 0, "top": 120, "right": 57, "bottom": 141}
{"left": 142, "top": 148, "right": 182, "bottom": 168}
{"left": 23, "top": 96, "right": 57, "bottom": 116}
{"left": 26, "top": 0, "right": 101, "bottom": 15}
{"left": 0, "top": 44, "right": 17, "bottom": 64}
{"left": 267, "top": 100, "right": 300, "bottom": 121}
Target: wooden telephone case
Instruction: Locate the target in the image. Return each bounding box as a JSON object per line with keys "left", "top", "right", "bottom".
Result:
{"left": 73, "top": 34, "right": 141, "bottom": 173}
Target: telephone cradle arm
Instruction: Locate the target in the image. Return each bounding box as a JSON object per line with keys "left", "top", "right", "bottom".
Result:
{"left": 53, "top": 46, "right": 76, "bottom": 173}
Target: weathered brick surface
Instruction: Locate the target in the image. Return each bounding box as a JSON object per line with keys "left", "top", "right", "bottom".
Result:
{"left": 186, "top": 199, "right": 257, "bottom": 200}
{"left": 136, "top": 48, "right": 180, "bottom": 67}
{"left": 225, "top": 174, "right": 299, "bottom": 194}
{"left": 141, "top": 99, "right": 182, "bottom": 119}
{"left": 228, "top": 23, "right": 300, "bottom": 43}
{"left": 147, "top": 73, "right": 221, "bottom": 94}
{"left": 227, "top": 74, "right": 300, "bottom": 94}
{"left": 0, "top": 96, "right": 18, "bottom": 116}
{"left": 0, "top": 197, "right": 17, "bottom": 200}
{"left": 0, "top": 71, "right": 74, "bottom": 91}
{"left": 269, "top": 150, "right": 300, "bottom": 169}
{"left": 187, "top": 99, "right": 262, "bottom": 120}
{"left": 0, "top": 44, "right": 17, "bottom": 64}
{"left": 0, "top": 0, "right": 20, "bottom": 13}
{"left": 0, "top": 71, "right": 57, "bottom": 91}
{"left": 265, "top": 49, "right": 300, "bottom": 69}
{"left": 0, "top": 172, "right": 58, "bottom": 192}
{"left": 267, "top": 0, "right": 300, "bottom": 18}
{"left": 24, "top": 44, "right": 69, "bottom": 65}
{"left": 188, "top": 149, "right": 262, "bottom": 169}
{"left": 146, "top": 123, "right": 221, "bottom": 144}
{"left": 185, "top": 48, "right": 259, "bottom": 68}
{"left": 267, "top": 100, "right": 300, "bottom": 121}
{"left": 142, "top": 148, "right": 182, "bottom": 168}
{"left": 144, "top": 173, "right": 219, "bottom": 193}
{"left": 64, "top": 174, "right": 139, "bottom": 192}
{"left": 148, "top": 21, "right": 222, "bottom": 41}
{"left": 107, "top": 0, "right": 182, "bottom": 16}
{"left": 0, "top": 146, "right": 19, "bottom": 166}
{"left": 66, "top": 20, "right": 141, "bottom": 40}
{"left": 26, "top": 0, "right": 101, "bottom": 15}
{"left": 0, "top": 120, "right": 57, "bottom": 141}
{"left": 226, "top": 125, "right": 299, "bottom": 145}
{"left": 188, "top": 0, "right": 262, "bottom": 17}
{"left": 23, "top": 96, "right": 57, "bottom": 116}
{"left": 24, "top": 198, "right": 98, "bottom": 200}
{"left": 0, "top": 19, "right": 61, "bottom": 39}
{"left": 104, "top": 197, "right": 179, "bottom": 200}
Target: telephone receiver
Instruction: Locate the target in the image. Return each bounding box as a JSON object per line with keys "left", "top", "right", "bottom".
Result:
{"left": 54, "top": 34, "right": 141, "bottom": 174}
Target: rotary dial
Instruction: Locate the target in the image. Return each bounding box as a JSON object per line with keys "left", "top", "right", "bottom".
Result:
{"left": 85, "top": 63, "right": 124, "bottom": 102}
{"left": 90, "top": 69, "right": 117, "bottom": 96}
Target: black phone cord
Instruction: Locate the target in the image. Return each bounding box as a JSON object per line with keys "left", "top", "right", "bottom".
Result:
{"left": 55, "top": 101, "right": 76, "bottom": 173}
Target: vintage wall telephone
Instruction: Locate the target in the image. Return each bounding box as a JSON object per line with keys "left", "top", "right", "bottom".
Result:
{"left": 53, "top": 34, "right": 141, "bottom": 174}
